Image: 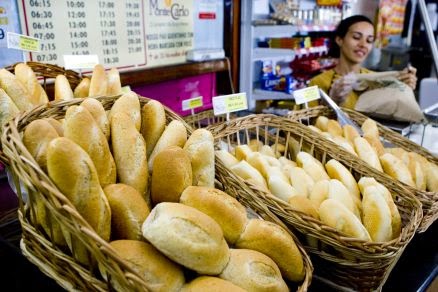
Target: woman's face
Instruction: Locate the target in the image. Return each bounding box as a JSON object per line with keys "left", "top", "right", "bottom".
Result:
{"left": 336, "top": 21, "right": 375, "bottom": 65}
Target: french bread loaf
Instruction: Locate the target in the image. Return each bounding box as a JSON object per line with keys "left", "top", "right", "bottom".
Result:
{"left": 80, "top": 98, "right": 110, "bottom": 140}
{"left": 0, "top": 68, "right": 33, "bottom": 111}
{"left": 106, "top": 68, "right": 122, "bottom": 95}
{"left": 110, "top": 91, "right": 141, "bottom": 131}
{"left": 54, "top": 75, "right": 74, "bottom": 101}
{"left": 14, "top": 63, "right": 48, "bottom": 105}
{"left": 0, "top": 88, "right": 19, "bottom": 130}
{"left": 73, "top": 77, "right": 90, "bottom": 98}
{"left": 43, "top": 118, "right": 64, "bottom": 137}
{"left": 89, "top": 64, "right": 108, "bottom": 97}
{"left": 140, "top": 100, "right": 166, "bottom": 157}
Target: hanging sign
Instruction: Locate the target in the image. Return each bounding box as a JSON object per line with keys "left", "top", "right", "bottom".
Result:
{"left": 213, "top": 93, "right": 247, "bottom": 115}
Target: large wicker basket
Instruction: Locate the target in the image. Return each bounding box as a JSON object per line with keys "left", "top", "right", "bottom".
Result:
{"left": 1, "top": 94, "right": 313, "bottom": 291}
{"left": 207, "top": 114, "right": 422, "bottom": 291}
{"left": 288, "top": 106, "right": 438, "bottom": 232}
{"left": 183, "top": 109, "right": 236, "bottom": 129}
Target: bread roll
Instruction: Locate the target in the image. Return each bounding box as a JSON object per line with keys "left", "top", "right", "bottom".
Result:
{"left": 246, "top": 152, "right": 270, "bottom": 178}
{"left": 385, "top": 147, "right": 410, "bottom": 163}
{"left": 110, "top": 91, "right": 141, "bottom": 131}
{"left": 230, "top": 160, "right": 267, "bottom": 190}
{"left": 89, "top": 64, "right": 108, "bottom": 97}
{"left": 296, "top": 152, "right": 330, "bottom": 182}
{"left": 14, "top": 63, "right": 48, "bottom": 105}
{"left": 0, "top": 68, "right": 33, "bottom": 111}
{"left": 363, "top": 133, "right": 385, "bottom": 157}
{"left": 328, "top": 179, "right": 360, "bottom": 219}
{"left": 108, "top": 240, "right": 185, "bottom": 292}
{"left": 54, "top": 75, "right": 74, "bottom": 101}
{"left": 141, "top": 100, "right": 166, "bottom": 157}
{"left": 181, "top": 276, "right": 245, "bottom": 292}
{"left": 380, "top": 153, "right": 415, "bottom": 187}
{"left": 325, "top": 159, "right": 361, "bottom": 204}
{"left": 0, "top": 88, "right": 19, "bottom": 129}
{"left": 308, "top": 125, "right": 322, "bottom": 133}
{"left": 354, "top": 137, "right": 383, "bottom": 171}
{"left": 263, "top": 155, "right": 281, "bottom": 167}
{"left": 23, "top": 119, "right": 59, "bottom": 171}
{"left": 104, "top": 184, "right": 150, "bottom": 240}
{"left": 47, "top": 137, "right": 111, "bottom": 264}
{"left": 268, "top": 175, "right": 298, "bottom": 202}
{"left": 342, "top": 125, "right": 360, "bottom": 146}
{"left": 80, "top": 98, "right": 110, "bottom": 140}
{"left": 332, "top": 135, "right": 358, "bottom": 156}
{"left": 234, "top": 144, "right": 253, "bottom": 161}
{"left": 183, "top": 129, "right": 215, "bottom": 187}
{"left": 219, "top": 249, "right": 288, "bottom": 292}
{"left": 106, "top": 68, "right": 122, "bottom": 95}
{"left": 357, "top": 177, "right": 401, "bottom": 239}
{"left": 319, "top": 199, "right": 371, "bottom": 241}
{"left": 315, "top": 116, "right": 329, "bottom": 131}
{"left": 327, "top": 119, "right": 343, "bottom": 137}
{"left": 43, "top": 118, "right": 64, "bottom": 137}
{"left": 288, "top": 196, "right": 319, "bottom": 219}
{"left": 362, "top": 118, "right": 379, "bottom": 138}
{"left": 180, "top": 186, "right": 248, "bottom": 244}
{"left": 111, "top": 112, "right": 148, "bottom": 197}
{"left": 73, "top": 77, "right": 90, "bottom": 98}
{"left": 278, "top": 156, "right": 296, "bottom": 168}
{"left": 288, "top": 166, "right": 315, "bottom": 197}
{"left": 361, "top": 185, "right": 393, "bottom": 242}
{"left": 308, "top": 180, "right": 330, "bottom": 209}
{"left": 142, "top": 202, "right": 230, "bottom": 275}
{"left": 266, "top": 166, "right": 289, "bottom": 184}
{"left": 215, "top": 150, "right": 239, "bottom": 169}
{"left": 425, "top": 162, "right": 438, "bottom": 192}
{"left": 151, "top": 146, "right": 192, "bottom": 204}
{"left": 148, "top": 120, "right": 187, "bottom": 171}
{"left": 249, "top": 139, "right": 263, "bottom": 151}
{"left": 407, "top": 156, "right": 427, "bottom": 191}
{"left": 259, "top": 145, "right": 277, "bottom": 158}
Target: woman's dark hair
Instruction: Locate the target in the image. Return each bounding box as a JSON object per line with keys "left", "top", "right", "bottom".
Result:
{"left": 329, "top": 15, "right": 374, "bottom": 58}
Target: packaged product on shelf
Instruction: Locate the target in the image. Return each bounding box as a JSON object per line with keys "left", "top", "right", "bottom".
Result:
{"left": 260, "top": 60, "right": 296, "bottom": 94}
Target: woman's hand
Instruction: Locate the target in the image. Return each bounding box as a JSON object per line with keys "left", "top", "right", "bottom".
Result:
{"left": 398, "top": 65, "right": 417, "bottom": 90}
{"left": 329, "top": 73, "right": 357, "bottom": 105}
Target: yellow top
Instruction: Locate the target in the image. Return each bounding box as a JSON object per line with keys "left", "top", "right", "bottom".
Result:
{"left": 308, "top": 68, "right": 373, "bottom": 109}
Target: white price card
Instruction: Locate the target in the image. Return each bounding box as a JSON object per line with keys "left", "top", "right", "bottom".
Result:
{"left": 121, "top": 86, "right": 131, "bottom": 93}
{"left": 64, "top": 55, "right": 99, "bottom": 70}
{"left": 293, "top": 86, "right": 321, "bottom": 105}
{"left": 182, "top": 96, "right": 203, "bottom": 111}
{"left": 7, "top": 32, "right": 40, "bottom": 52}
{"left": 213, "top": 93, "right": 248, "bottom": 115}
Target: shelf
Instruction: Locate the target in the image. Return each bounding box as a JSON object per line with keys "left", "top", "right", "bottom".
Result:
{"left": 253, "top": 88, "right": 295, "bottom": 100}
{"left": 253, "top": 25, "right": 297, "bottom": 38}
{"left": 253, "top": 48, "right": 295, "bottom": 61}
{"left": 296, "top": 24, "right": 336, "bottom": 32}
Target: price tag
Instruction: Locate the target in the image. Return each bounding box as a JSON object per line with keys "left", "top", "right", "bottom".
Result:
{"left": 213, "top": 93, "right": 247, "bottom": 115}
{"left": 182, "top": 96, "right": 203, "bottom": 111}
{"left": 64, "top": 54, "right": 99, "bottom": 70}
{"left": 7, "top": 32, "right": 40, "bottom": 52}
{"left": 293, "top": 86, "right": 321, "bottom": 105}
{"left": 121, "top": 85, "right": 131, "bottom": 93}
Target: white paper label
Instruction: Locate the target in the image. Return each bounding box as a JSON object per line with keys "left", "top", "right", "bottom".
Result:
{"left": 182, "top": 96, "right": 203, "bottom": 111}
{"left": 63, "top": 54, "right": 99, "bottom": 70}
{"left": 293, "top": 86, "right": 321, "bottom": 105}
{"left": 213, "top": 93, "right": 247, "bottom": 115}
{"left": 7, "top": 32, "right": 40, "bottom": 52}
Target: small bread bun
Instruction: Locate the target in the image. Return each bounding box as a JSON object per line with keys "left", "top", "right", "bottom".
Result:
{"left": 54, "top": 75, "right": 74, "bottom": 101}
{"left": 180, "top": 186, "right": 248, "bottom": 245}
{"left": 263, "top": 155, "right": 281, "bottom": 167}
{"left": 248, "top": 139, "right": 263, "bottom": 151}
{"left": 219, "top": 249, "right": 288, "bottom": 292}
{"left": 142, "top": 202, "right": 230, "bottom": 275}
{"left": 407, "top": 156, "right": 427, "bottom": 191}
{"left": 104, "top": 184, "right": 150, "bottom": 240}
{"left": 0, "top": 68, "right": 33, "bottom": 111}
{"left": 308, "top": 179, "right": 330, "bottom": 209}
{"left": 266, "top": 166, "right": 289, "bottom": 184}
{"left": 268, "top": 175, "right": 298, "bottom": 202}
{"left": 328, "top": 179, "right": 361, "bottom": 219}
{"left": 235, "top": 219, "right": 305, "bottom": 282}
{"left": 361, "top": 118, "right": 379, "bottom": 138}
{"left": 89, "top": 64, "right": 108, "bottom": 97}
{"left": 234, "top": 144, "right": 253, "bottom": 161}
{"left": 80, "top": 98, "right": 110, "bottom": 140}
{"left": 288, "top": 166, "right": 315, "bottom": 197}
{"left": 332, "top": 136, "right": 358, "bottom": 156}
{"left": 342, "top": 125, "right": 360, "bottom": 146}
{"left": 246, "top": 152, "right": 271, "bottom": 178}
{"left": 380, "top": 153, "right": 415, "bottom": 187}
{"left": 296, "top": 152, "right": 330, "bottom": 182}
{"left": 354, "top": 137, "right": 383, "bottom": 171}
{"left": 230, "top": 160, "right": 267, "bottom": 189}
{"left": 107, "top": 240, "right": 185, "bottom": 292}
{"left": 308, "top": 125, "right": 322, "bottom": 133}
{"left": 73, "top": 77, "right": 90, "bottom": 98}
{"left": 141, "top": 100, "right": 166, "bottom": 157}
{"left": 319, "top": 199, "right": 371, "bottom": 241}
{"left": 259, "top": 144, "right": 277, "bottom": 158}
{"left": 110, "top": 91, "right": 141, "bottom": 131}
{"left": 363, "top": 133, "right": 385, "bottom": 157}
{"left": 325, "top": 159, "right": 361, "bottom": 204}
{"left": 288, "top": 196, "right": 319, "bottom": 219}
{"left": 315, "top": 116, "right": 329, "bottom": 131}
{"left": 425, "top": 162, "right": 438, "bottom": 192}
{"left": 106, "top": 68, "right": 122, "bottom": 95}
{"left": 327, "top": 119, "right": 343, "bottom": 137}
{"left": 215, "top": 150, "right": 239, "bottom": 169}
{"left": 181, "top": 276, "right": 245, "bottom": 292}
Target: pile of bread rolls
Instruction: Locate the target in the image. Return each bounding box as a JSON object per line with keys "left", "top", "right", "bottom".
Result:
{"left": 20, "top": 66, "right": 306, "bottom": 290}
{"left": 216, "top": 141, "right": 402, "bottom": 243}
{"left": 308, "top": 116, "right": 438, "bottom": 193}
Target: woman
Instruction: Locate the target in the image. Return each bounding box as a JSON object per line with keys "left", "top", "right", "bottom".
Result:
{"left": 309, "top": 15, "right": 417, "bottom": 109}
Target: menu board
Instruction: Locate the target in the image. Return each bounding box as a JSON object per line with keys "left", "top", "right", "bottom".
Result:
{"left": 16, "top": 0, "right": 194, "bottom": 70}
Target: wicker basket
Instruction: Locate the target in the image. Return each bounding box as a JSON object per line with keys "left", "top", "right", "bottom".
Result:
{"left": 288, "top": 106, "right": 438, "bottom": 232}
{"left": 183, "top": 109, "right": 236, "bottom": 129}
{"left": 1, "top": 95, "right": 313, "bottom": 291}
{"left": 207, "top": 114, "right": 422, "bottom": 291}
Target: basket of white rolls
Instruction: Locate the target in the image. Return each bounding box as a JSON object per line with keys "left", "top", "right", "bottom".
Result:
{"left": 206, "top": 114, "right": 422, "bottom": 291}
{"left": 1, "top": 63, "right": 313, "bottom": 291}
{"left": 288, "top": 105, "right": 438, "bottom": 233}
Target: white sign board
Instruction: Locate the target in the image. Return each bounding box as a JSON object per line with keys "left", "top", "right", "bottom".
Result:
{"left": 213, "top": 93, "right": 248, "bottom": 115}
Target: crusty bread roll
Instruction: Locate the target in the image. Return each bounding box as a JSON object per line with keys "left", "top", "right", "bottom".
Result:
{"left": 47, "top": 137, "right": 111, "bottom": 264}
{"left": 43, "top": 118, "right": 64, "bottom": 137}
{"left": 332, "top": 135, "right": 358, "bottom": 156}
{"left": 296, "top": 152, "right": 329, "bottom": 182}
{"left": 278, "top": 156, "right": 297, "bottom": 168}
{"left": 358, "top": 177, "right": 401, "bottom": 239}
{"left": 64, "top": 105, "right": 116, "bottom": 187}
{"left": 308, "top": 125, "right": 322, "bottom": 133}
{"left": 54, "top": 75, "right": 74, "bottom": 101}
{"left": 110, "top": 91, "right": 141, "bottom": 131}
{"left": 363, "top": 133, "right": 385, "bottom": 157}
{"left": 89, "top": 64, "right": 108, "bottom": 97}
{"left": 259, "top": 144, "right": 277, "bottom": 158}
{"left": 266, "top": 166, "right": 289, "bottom": 184}
{"left": 219, "top": 249, "right": 288, "bottom": 292}
{"left": 361, "top": 185, "right": 393, "bottom": 242}
{"left": 106, "top": 68, "right": 122, "bottom": 95}
{"left": 148, "top": 120, "right": 187, "bottom": 171}
{"left": 23, "top": 119, "right": 59, "bottom": 171}
{"left": 354, "top": 137, "right": 383, "bottom": 171}
{"left": 263, "top": 155, "right": 281, "bottom": 167}
{"left": 183, "top": 129, "right": 215, "bottom": 187}
{"left": 14, "top": 63, "right": 48, "bottom": 105}
{"left": 308, "top": 179, "right": 330, "bottom": 209}
{"left": 234, "top": 144, "right": 253, "bottom": 161}
{"left": 315, "top": 116, "right": 329, "bottom": 131}
{"left": 107, "top": 240, "right": 185, "bottom": 292}
{"left": 325, "top": 159, "right": 361, "bottom": 204}
{"left": 80, "top": 98, "right": 110, "bottom": 140}
{"left": 269, "top": 175, "right": 298, "bottom": 202}
{"left": 406, "top": 155, "right": 427, "bottom": 191}
{"left": 180, "top": 186, "right": 248, "bottom": 245}
{"left": 151, "top": 146, "right": 192, "bottom": 205}
{"left": 342, "top": 125, "right": 360, "bottom": 146}
{"left": 111, "top": 112, "right": 148, "bottom": 197}
{"left": 248, "top": 139, "right": 263, "bottom": 151}
{"left": 142, "top": 202, "right": 230, "bottom": 275}
{"left": 328, "top": 179, "right": 361, "bottom": 219}
{"left": 288, "top": 196, "right": 319, "bottom": 219}
{"left": 385, "top": 147, "right": 410, "bottom": 164}
{"left": 246, "top": 152, "right": 271, "bottom": 178}
{"left": 361, "top": 118, "right": 379, "bottom": 138}
{"left": 215, "top": 149, "right": 239, "bottom": 169}
{"left": 73, "top": 77, "right": 90, "bottom": 98}
{"left": 327, "top": 119, "right": 343, "bottom": 137}
{"left": 319, "top": 199, "right": 371, "bottom": 241}
{"left": 425, "top": 162, "right": 438, "bottom": 192}
{"left": 0, "top": 88, "right": 19, "bottom": 129}
{"left": 104, "top": 184, "right": 150, "bottom": 240}
{"left": 230, "top": 160, "right": 267, "bottom": 190}
{"left": 0, "top": 68, "right": 33, "bottom": 111}
{"left": 408, "top": 152, "right": 431, "bottom": 190}
{"left": 181, "top": 276, "right": 245, "bottom": 292}
{"left": 380, "top": 153, "right": 415, "bottom": 187}
{"left": 141, "top": 100, "right": 166, "bottom": 157}
{"left": 235, "top": 219, "right": 305, "bottom": 282}
{"left": 288, "top": 166, "right": 315, "bottom": 197}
